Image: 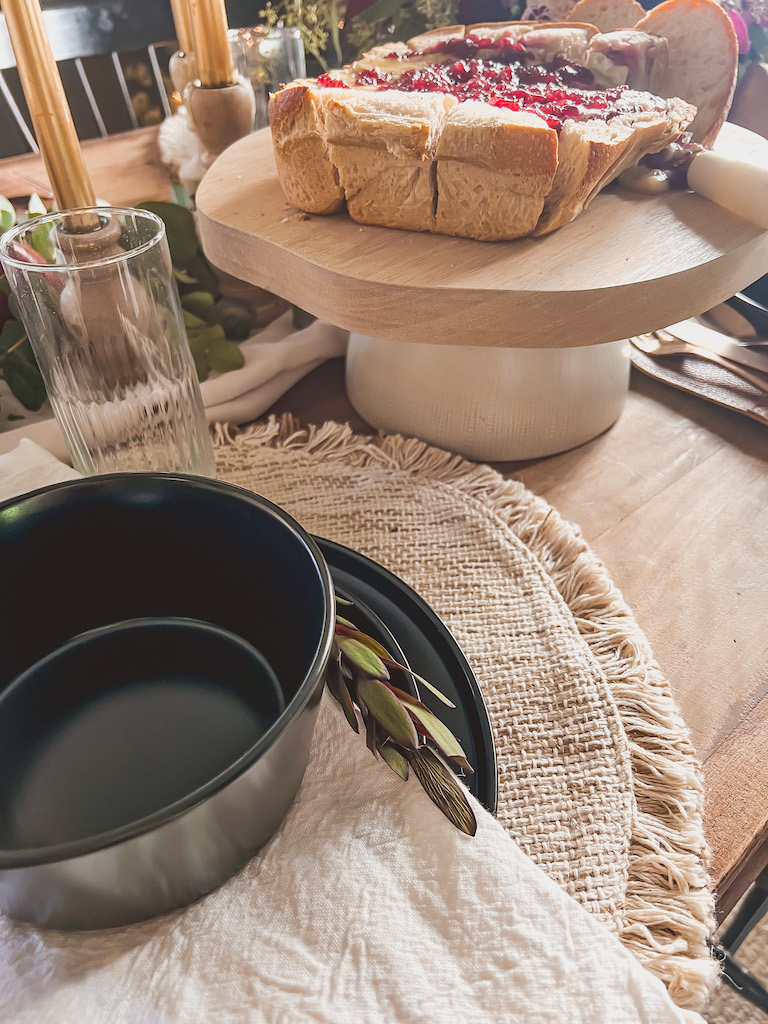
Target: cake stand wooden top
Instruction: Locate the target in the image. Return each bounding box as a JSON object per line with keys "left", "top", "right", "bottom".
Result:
{"left": 196, "top": 124, "right": 768, "bottom": 348}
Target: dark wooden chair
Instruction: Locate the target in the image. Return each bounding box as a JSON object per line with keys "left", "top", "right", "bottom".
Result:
{"left": 0, "top": 0, "right": 256, "bottom": 159}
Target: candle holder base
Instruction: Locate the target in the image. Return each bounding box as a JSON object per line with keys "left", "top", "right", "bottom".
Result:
{"left": 185, "top": 75, "right": 255, "bottom": 197}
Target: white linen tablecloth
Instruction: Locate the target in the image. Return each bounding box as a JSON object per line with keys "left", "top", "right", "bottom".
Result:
{"left": 0, "top": 314, "right": 349, "bottom": 462}
{"left": 0, "top": 444, "right": 694, "bottom": 1024}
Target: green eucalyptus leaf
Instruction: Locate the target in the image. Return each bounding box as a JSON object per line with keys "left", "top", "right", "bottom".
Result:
{"left": 182, "top": 290, "right": 218, "bottom": 321}
{"left": 29, "top": 221, "right": 55, "bottom": 263}
{"left": 186, "top": 330, "right": 209, "bottom": 358}
{"left": 207, "top": 336, "right": 245, "bottom": 374}
{"left": 337, "top": 625, "right": 392, "bottom": 663}
{"left": 411, "top": 673, "right": 456, "bottom": 708}
{"left": 0, "top": 198, "right": 16, "bottom": 233}
{"left": 338, "top": 637, "right": 389, "bottom": 680}
{"left": 377, "top": 740, "right": 409, "bottom": 780}
{"left": 379, "top": 658, "right": 456, "bottom": 708}
{"left": 335, "top": 595, "right": 353, "bottom": 606}
{"left": 27, "top": 193, "right": 47, "bottom": 217}
{"left": 0, "top": 276, "right": 11, "bottom": 296}
{"left": 335, "top": 615, "right": 358, "bottom": 630}
{"left": 406, "top": 702, "right": 469, "bottom": 766}
{"left": 198, "top": 324, "right": 227, "bottom": 348}
{"left": 356, "top": 677, "right": 418, "bottom": 749}
{"left": 8, "top": 294, "right": 20, "bottom": 321}
{"left": 361, "top": 706, "right": 379, "bottom": 756}
{"left": 0, "top": 318, "right": 27, "bottom": 352}
{"left": 138, "top": 201, "right": 199, "bottom": 266}
{"left": 408, "top": 746, "right": 477, "bottom": 836}
{"left": 326, "top": 659, "right": 359, "bottom": 733}
{"left": 183, "top": 309, "right": 208, "bottom": 330}
{"left": 3, "top": 349, "right": 46, "bottom": 410}
{"left": 185, "top": 251, "right": 220, "bottom": 295}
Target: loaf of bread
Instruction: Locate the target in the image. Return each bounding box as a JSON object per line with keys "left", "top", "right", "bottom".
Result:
{"left": 269, "top": 0, "right": 736, "bottom": 241}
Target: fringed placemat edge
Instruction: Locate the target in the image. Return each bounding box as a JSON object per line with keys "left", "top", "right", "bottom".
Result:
{"left": 212, "top": 416, "right": 718, "bottom": 1013}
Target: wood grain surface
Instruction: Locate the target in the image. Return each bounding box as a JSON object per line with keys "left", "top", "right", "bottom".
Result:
{"left": 0, "top": 127, "right": 168, "bottom": 206}
{"left": 196, "top": 123, "right": 768, "bottom": 348}
{"left": 1, "top": 128, "right": 766, "bottom": 921}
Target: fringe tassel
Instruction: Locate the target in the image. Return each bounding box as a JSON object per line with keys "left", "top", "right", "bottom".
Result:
{"left": 214, "top": 416, "right": 718, "bottom": 1013}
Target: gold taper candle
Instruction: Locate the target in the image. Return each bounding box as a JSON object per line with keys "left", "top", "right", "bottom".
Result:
{"left": 188, "top": 0, "right": 235, "bottom": 87}
{"left": 170, "top": 0, "right": 194, "bottom": 55}
{"left": 2, "top": 0, "right": 97, "bottom": 223}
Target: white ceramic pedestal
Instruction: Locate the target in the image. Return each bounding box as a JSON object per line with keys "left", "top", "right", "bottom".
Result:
{"left": 346, "top": 335, "right": 630, "bottom": 461}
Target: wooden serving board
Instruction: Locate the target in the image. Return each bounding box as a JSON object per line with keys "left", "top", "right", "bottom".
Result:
{"left": 196, "top": 124, "right": 768, "bottom": 349}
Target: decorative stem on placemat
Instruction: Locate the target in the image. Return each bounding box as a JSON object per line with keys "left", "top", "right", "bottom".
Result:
{"left": 328, "top": 595, "right": 477, "bottom": 836}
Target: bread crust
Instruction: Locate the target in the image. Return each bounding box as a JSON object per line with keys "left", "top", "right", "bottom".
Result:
{"left": 268, "top": 84, "right": 344, "bottom": 215}
{"left": 268, "top": 6, "right": 722, "bottom": 241}
{"left": 324, "top": 91, "right": 455, "bottom": 232}
{"left": 435, "top": 104, "right": 558, "bottom": 240}
{"left": 533, "top": 94, "right": 694, "bottom": 234}
{"left": 635, "top": 0, "right": 737, "bottom": 145}
{"left": 566, "top": 0, "right": 646, "bottom": 32}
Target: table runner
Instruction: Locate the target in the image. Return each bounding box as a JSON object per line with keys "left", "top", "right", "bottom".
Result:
{"left": 213, "top": 416, "right": 716, "bottom": 1015}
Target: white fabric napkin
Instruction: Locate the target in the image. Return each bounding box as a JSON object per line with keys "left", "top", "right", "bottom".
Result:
{"left": 0, "top": 444, "right": 693, "bottom": 1024}
{"left": 0, "top": 314, "right": 349, "bottom": 462}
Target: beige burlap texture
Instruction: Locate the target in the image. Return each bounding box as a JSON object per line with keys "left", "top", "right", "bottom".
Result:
{"left": 214, "top": 416, "right": 717, "bottom": 1017}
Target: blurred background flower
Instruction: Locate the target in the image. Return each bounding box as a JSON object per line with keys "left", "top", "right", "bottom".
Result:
{"left": 720, "top": 0, "right": 768, "bottom": 63}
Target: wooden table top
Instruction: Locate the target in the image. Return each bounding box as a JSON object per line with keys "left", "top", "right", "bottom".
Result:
{"left": 2, "top": 126, "right": 766, "bottom": 921}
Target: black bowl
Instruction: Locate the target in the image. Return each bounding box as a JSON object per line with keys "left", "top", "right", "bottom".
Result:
{"left": 0, "top": 474, "right": 335, "bottom": 930}
{"left": 0, "top": 617, "right": 285, "bottom": 849}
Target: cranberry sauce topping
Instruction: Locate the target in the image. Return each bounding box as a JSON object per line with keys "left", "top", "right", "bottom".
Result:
{"left": 319, "top": 34, "right": 666, "bottom": 131}
{"left": 356, "top": 57, "right": 636, "bottom": 131}
{"left": 317, "top": 75, "right": 351, "bottom": 88}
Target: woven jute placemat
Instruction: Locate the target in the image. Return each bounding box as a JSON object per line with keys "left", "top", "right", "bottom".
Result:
{"left": 214, "top": 416, "right": 717, "bottom": 1016}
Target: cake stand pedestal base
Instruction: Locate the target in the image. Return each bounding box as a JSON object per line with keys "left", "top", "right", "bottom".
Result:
{"left": 346, "top": 335, "right": 630, "bottom": 461}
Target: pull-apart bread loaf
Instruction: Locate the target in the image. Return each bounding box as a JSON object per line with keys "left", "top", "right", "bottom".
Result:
{"left": 269, "top": 0, "right": 736, "bottom": 240}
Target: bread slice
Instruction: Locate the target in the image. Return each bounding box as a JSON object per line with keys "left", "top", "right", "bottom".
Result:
{"left": 464, "top": 21, "right": 535, "bottom": 41}
{"left": 533, "top": 93, "right": 695, "bottom": 234}
{"left": 512, "top": 24, "right": 597, "bottom": 64}
{"left": 269, "top": 83, "right": 345, "bottom": 215}
{"left": 587, "top": 30, "right": 670, "bottom": 92}
{"left": 324, "top": 91, "right": 456, "bottom": 232}
{"left": 406, "top": 26, "right": 466, "bottom": 50}
{"left": 434, "top": 103, "right": 558, "bottom": 240}
{"left": 635, "top": 0, "right": 737, "bottom": 145}
{"left": 567, "top": 0, "right": 646, "bottom": 32}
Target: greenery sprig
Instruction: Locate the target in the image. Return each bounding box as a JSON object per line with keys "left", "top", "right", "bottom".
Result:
{"left": 327, "top": 596, "right": 477, "bottom": 835}
{"left": 0, "top": 198, "right": 263, "bottom": 418}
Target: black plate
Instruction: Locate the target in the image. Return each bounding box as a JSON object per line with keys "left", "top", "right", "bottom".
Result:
{"left": 315, "top": 537, "right": 498, "bottom": 814}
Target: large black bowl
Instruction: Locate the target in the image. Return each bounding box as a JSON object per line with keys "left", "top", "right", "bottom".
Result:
{"left": 0, "top": 474, "right": 335, "bottom": 930}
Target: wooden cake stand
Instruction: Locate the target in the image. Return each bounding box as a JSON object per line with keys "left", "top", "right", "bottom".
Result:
{"left": 196, "top": 124, "right": 768, "bottom": 459}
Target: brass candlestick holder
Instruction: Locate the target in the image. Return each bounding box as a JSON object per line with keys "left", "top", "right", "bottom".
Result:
{"left": 182, "top": 0, "right": 256, "bottom": 197}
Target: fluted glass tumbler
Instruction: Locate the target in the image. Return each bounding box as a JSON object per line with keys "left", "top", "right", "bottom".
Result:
{"left": 0, "top": 207, "right": 215, "bottom": 477}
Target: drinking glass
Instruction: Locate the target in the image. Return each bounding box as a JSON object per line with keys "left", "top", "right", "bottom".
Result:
{"left": 229, "top": 26, "right": 307, "bottom": 129}
{"left": 0, "top": 207, "right": 215, "bottom": 477}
